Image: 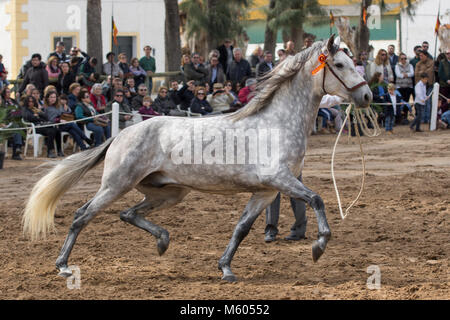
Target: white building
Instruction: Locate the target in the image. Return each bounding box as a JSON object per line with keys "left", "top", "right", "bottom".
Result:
{"left": 0, "top": 0, "right": 166, "bottom": 78}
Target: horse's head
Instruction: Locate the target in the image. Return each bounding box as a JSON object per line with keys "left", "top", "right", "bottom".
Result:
{"left": 317, "top": 35, "right": 372, "bottom": 108}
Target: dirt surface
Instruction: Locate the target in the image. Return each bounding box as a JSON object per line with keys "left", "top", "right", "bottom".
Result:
{"left": 0, "top": 126, "right": 449, "bottom": 300}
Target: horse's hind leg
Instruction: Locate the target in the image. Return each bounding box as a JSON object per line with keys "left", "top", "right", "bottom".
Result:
{"left": 219, "top": 191, "right": 278, "bottom": 282}
{"left": 55, "top": 186, "right": 126, "bottom": 277}
{"left": 120, "top": 186, "right": 190, "bottom": 256}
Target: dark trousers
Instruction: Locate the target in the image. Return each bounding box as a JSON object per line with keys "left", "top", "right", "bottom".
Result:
{"left": 265, "top": 175, "right": 307, "bottom": 237}
{"left": 36, "top": 127, "right": 61, "bottom": 152}
{"left": 411, "top": 103, "right": 424, "bottom": 131}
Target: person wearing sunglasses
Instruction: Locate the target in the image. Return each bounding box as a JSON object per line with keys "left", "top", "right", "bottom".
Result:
{"left": 153, "top": 86, "right": 176, "bottom": 115}
{"left": 105, "top": 89, "right": 133, "bottom": 129}
{"left": 368, "top": 49, "right": 393, "bottom": 84}
{"left": 131, "top": 83, "right": 148, "bottom": 111}
{"left": 190, "top": 86, "right": 212, "bottom": 115}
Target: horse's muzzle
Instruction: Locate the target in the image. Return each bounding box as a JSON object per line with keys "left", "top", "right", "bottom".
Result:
{"left": 352, "top": 86, "right": 373, "bottom": 108}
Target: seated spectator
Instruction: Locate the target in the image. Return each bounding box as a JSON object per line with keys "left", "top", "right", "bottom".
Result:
{"left": 439, "top": 108, "right": 450, "bottom": 129}
{"left": 103, "top": 52, "right": 123, "bottom": 78}
{"left": 78, "top": 57, "right": 99, "bottom": 87}
{"left": 123, "top": 87, "right": 133, "bottom": 105}
{"left": 130, "top": 58, "right": 147, "bottom": 88}
{"left": 43, "top": 91, "right": 91, "bottom": 151}
{"left": 207, "top": 83, "right": 234, "bottom": 113}
{"left": 224, "top": 80, "right": 242, "bottom": 111}
{"left": 22, "top": 95, "right": 62, "bottom": 158}
{"left": 105, "top": 89, "right": 133, "bottom": 129}
{"left": 168, "top": 80, "right": 181, "bottom": 106}
{"left": 90, "top": 83, "right": 107, "bottom": 113}
{"left": 250, "top": 46, "right": 263, "bottom": 68}
{"left": 153, "top": 86, "right": 176, "bottom": 115}
{"left": 276, "top": 49, "right": 287, "bottom": 65}
{"left": 57, "top": 62, "right": 76, "bottom": 95}
{"left": 0, "top": 54, "right": 9, "bottom": 90}
{"left": 256, "top": 51, "right": 274, "bottom": 78}
{"left": 207, "top": 56, "right": 226, "bottom": 91}
{"left": 75, "top": 89, "right": 111, "bottom": 146}
{"left": 19, "top": 53, "right": 49, "bottom": 95}
{"left": 118, "top": 53, "right": 133, "bottom": 79}
{"left": 125, "top": 77, "right": 137, "bottom": 95}
{"left": 67, "top": 83, "right": 81, "bottom": 111}
{"left": 104, "top": 77, "right": 124, "bottom": 102}
{"left": 1, "top": 87, "right": 20, "bottom": 108}
{"left": 131, "top": 84, "right": 148, "bottom": 111}
{"left": 0, "top": 88, "right": 22, "bottom": 160}
{"left": 31, "top": 88, "right": 44, "bottom": 109}
{"left": 317, "top": 108, "right": 335, "bottom": 134}
{"left": 190, "top": 86, "right": 212, "bottom": 115}
{"left": 178, "top": 80, "right": 196, "bottom": 111}
{"left": 139, "top": 96, "right": 160, "bottom": 120}
{"left": 44, "top": 85, "right": 57, "bottom": 98}
{"left": 238, "top": 78, "right": 257, "bottom": 106}
{"left": 319, "top": 95, "right": 344, "bottom": 132}
{"left": 383, "top": 83, "right": 403, "bottom": 134}
{"left": 369, "top": 72, "right": 387, "bottom": 104}
{"left": 46, "top": 56, "right": 61, "bottom": 79}
{"left": 19, "top": 84, "right": 36, "bottom": 106}
{"left": 184, "top": 53, "right": 208, "bottom": 83}
{"left": 180, "top": 54, "right": 191, "bottom": 78}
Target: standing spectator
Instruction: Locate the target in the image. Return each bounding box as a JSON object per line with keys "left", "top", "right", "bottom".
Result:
{"left": 276, "top": 49, "right": 287, "bottom": 65}
{"left": 118, "top": 53, "right": 132, "bottom": 79}
{"left": 421, "top": 41, "right": 433, "bottom": 60}
{"left": 105, "top": 89, "right": 133, "bottom": 129}
{"left": 0, "top": 54, "right": 9, "bottom": 90}
{"left": 78, "top": 57, "right": 98, "bottom": 87}
{"left": 415, "top": 50, "right": 434, "bottom": 123}
{"left": 256, "top": 51, "right": 274, "bottom": 78}
{"left": 285, "top": 41, "right": 296, "bottom": 56}
{"left": 68, "top": 47, "right": 89, "bottom": 75}
{"left": 190, "top": 86, "right": 212, "bottom": 115}
{"left": 383, "top": 83, "right": 403, "bottom": 134}
{"left": 46, "top": 56, "right": 61, "bottom": 80}
{"left": 130, "top": 57, "right": 147, "bottom": 88}
{"left": 180, "top": 54, "right": 191, "bottom": 78}
{"left": 217, "top": 39, "right": 234, "bottom": 74}
{"left": 153, "top": 86, "right": 176, "bottom": 115}
{"left": 206, "top": 56, "right": 226, "bottom": 91}
{"left": 139, "top": 96, "right": 160, "bottom": 120}
{"left": 22, "top": 95, "right": 62, "bottom": 158}
{"left": 301, "top": 37, "right": 313, "bottom": 51}
{"left": 103, "top": 52, "right": 123, "bottom": 78}
{"left": 48, "top": 41, "right": 67, "bottom": 63}
{"left": 19, "top": 53, "right": 49, "bottom": 95}
{"left": 178, "top": 80, "right": 196, "bottom": 111}
{"left": 438, "top": 50, "right": 450, "bottom": 112}
{"left": 368, "top": 49, "right": 393, "bottom": 84}
{"left": 411, "top": 73, "right": 430, "bottom": 132}
{"left": 249, "top": 46, "right": 263, "bottom": 68}
{"left": 131, "top": 84, "right": 148, "bottom": 111}
{"left": 387, "top": 44, "right": 398, "bottom": 81}
{"left": 90, "top": 83, "right": 107, "bottom": 113}
{"left": 395, "top": 53, "right": 414, "bottom": 103}
{"left": 410, "top": 45, "right": 422, "bottom": 70}
{"left": 75, "top": 89, "right": 111, "bottom": 146}
{"left": 227, "top": 48, "right": 251, "bottom": 85}
{"left": 184, "top": 53, "right": 208, "bottom": 83}
{"left": 57, "top": 62, "right": 76, "bottom": 95}
{"left": 207, "top": 83, "right": 234, "bottom": 113}
{"left": 139, "top": 45, "right": 156, "bottom": 93}
{"left": 168, "top": 80, "right": 181, "bottom": 106}
{"left": 238, "top": 78, "right": 257, "bottom": 106}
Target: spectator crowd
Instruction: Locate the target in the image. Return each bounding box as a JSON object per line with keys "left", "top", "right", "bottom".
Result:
{"left": 1, "top": 38, "right": 449, "bottom": 160}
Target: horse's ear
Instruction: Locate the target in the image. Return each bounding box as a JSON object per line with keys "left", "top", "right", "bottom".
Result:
{"left": 326, "top": 34, "right": 335, "bottom": 54}
{"left": 334, "top": 36, "right": 341, "bottom": 49}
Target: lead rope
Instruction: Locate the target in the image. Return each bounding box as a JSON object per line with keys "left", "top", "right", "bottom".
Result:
{"left": 331, "top": 104, "right": 380, "bottom": 220}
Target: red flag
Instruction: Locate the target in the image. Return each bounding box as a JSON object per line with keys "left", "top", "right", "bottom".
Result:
{"left": 435, "top": 15, "right": 441, "bottom": 35}
{"left": 330, "top": 10, "right": 335, "bottom": 27}
{"left": 112, "top": 17, "right": 118, "bottom": 46}
{"left": 362, "top": 7, "right": 367, "bottom": 25}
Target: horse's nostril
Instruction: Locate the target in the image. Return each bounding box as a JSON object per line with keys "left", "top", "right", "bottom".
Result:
{"left": 364, "top": 93, "right": 370, "bottom": 101}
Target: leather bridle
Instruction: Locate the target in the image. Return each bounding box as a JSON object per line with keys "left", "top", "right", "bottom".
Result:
{"left": 322, "top": 61, "right": 367, "bottom": 95}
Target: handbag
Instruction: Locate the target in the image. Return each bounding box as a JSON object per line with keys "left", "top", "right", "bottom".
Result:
{"left": 93, "top": 115, "right": 110, "bottom": 127}
{"left": 60, "top": 113, "right": 75, "bottom": 121}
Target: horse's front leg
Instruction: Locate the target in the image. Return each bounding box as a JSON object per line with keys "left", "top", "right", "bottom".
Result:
{"left": 265, "top": 173, "right": 331, "bottom": 262}
{"left": 219, "top": 191, "right": 278, "bottom": 282}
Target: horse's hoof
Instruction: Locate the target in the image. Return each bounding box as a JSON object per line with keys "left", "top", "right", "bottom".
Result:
{"left": 58, "top": 266, "right": 72, "bottom": 278}
{"left": 157, "top": 232, "right": 170, "bottom": 256}
{"left": 312, "top": 241, "right": 324, "bottom": 262}
{"left": 222, "top": 273, "right": 237, "bottom": 282}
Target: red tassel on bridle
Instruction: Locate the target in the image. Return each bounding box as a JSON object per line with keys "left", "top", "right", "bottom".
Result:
{"left": 312, "top": 53, "right": 328, "bottom": 75}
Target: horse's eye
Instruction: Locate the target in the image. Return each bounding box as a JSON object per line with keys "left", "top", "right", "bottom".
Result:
{"left": 335, "top": 63, "right": 344, "bottom": 69}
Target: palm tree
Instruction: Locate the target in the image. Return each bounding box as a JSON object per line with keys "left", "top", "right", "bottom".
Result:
{"left": 267, "top": 0, "right": 325, "bottom": 52}
{"left": 86, "top": 0, "right": 103, "bottom": 71}
{"left": 180, "top": 0, "right": 252, "bottom": 57}
{"left": 164, "top": 0, "right": 182, "bottom": 73}
{"left": 263, "top": 0, "right": 277, "bottom": 56}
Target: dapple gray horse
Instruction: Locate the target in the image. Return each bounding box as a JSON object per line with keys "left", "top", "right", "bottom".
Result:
{"left": 23, "top": 35, "right": 372, "bottom": 282}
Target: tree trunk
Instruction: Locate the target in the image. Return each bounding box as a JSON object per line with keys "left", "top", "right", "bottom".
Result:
{"left": 263, "top": 0, "right": 277, "bottom": 56}
{"left": 356, "top": 0, "right": 372, "bottom": 58}
{"left": 87, "top": 0, "right": 103, "bottom": 72}
{"left": 291, "top": 26, "right": 304, "bottom": 52}
{"left": 164, "top": 0, "right": 182, "bottom": 74}
{"left": 206, "top": 0, "right": 219, "bottom": 54}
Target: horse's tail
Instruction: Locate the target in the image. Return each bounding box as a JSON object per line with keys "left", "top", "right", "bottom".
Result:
{"left": 23, "top": 137, "right": 116, "bottom": 240}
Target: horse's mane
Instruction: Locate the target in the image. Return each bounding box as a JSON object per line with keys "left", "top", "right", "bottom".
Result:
{"left": 228, "top": 41, "right": 324, "bottom": 121}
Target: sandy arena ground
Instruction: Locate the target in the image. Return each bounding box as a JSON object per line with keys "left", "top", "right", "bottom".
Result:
{"left": 0, "top": 125, "right": 448, "bottom": 300}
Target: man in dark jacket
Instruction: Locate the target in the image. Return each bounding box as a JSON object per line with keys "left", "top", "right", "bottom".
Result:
{"left": 105, "top": 89, "right": 133, "bottom": 129}
{"left": 19, "top": 53, "right": 49, "bottom": 95}
{"left": 227, "top": 48, "right": 251, "bottom": 85}
{"left": 183, "top": 53, "right": 208, "bottom": 83}
{"left": 256, "top": 51, "right": 274, "bottom": 78}
{"left": 48, "top": 41, "right": 67, "bottom": 62}
{"left": 217, "top": 39, "right": 233, "bottom": 74}
{"left": 131, "top": 83, "right": 148, "bottom": 111}
{"left": 206, "top": 56, "right": 226, "bottom": 90}
{"left": 168, "top": 80, "right": 182, "bottom": 106}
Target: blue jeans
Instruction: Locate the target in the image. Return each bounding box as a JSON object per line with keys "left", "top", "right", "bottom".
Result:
{"left": 385, "top": 114, "right": 395, "bottom": 131}
{"left": 60, "top": 123, "right": 89, "bottom": 150}
{"left": 86, "top": 122, "right": 111, "bottom": 147}
{"left": 441, "top": 110, "right": 450, "bottom": 126}
{"left": 318, "top": 108, "right": 332, "bottom": 127}
{"left": 422, "top": 87, "right": 432, "bottom": 123}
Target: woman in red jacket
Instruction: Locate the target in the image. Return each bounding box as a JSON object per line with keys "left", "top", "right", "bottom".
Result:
{"left": 89, "top": 83, "right": 106, "bottom": 113}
